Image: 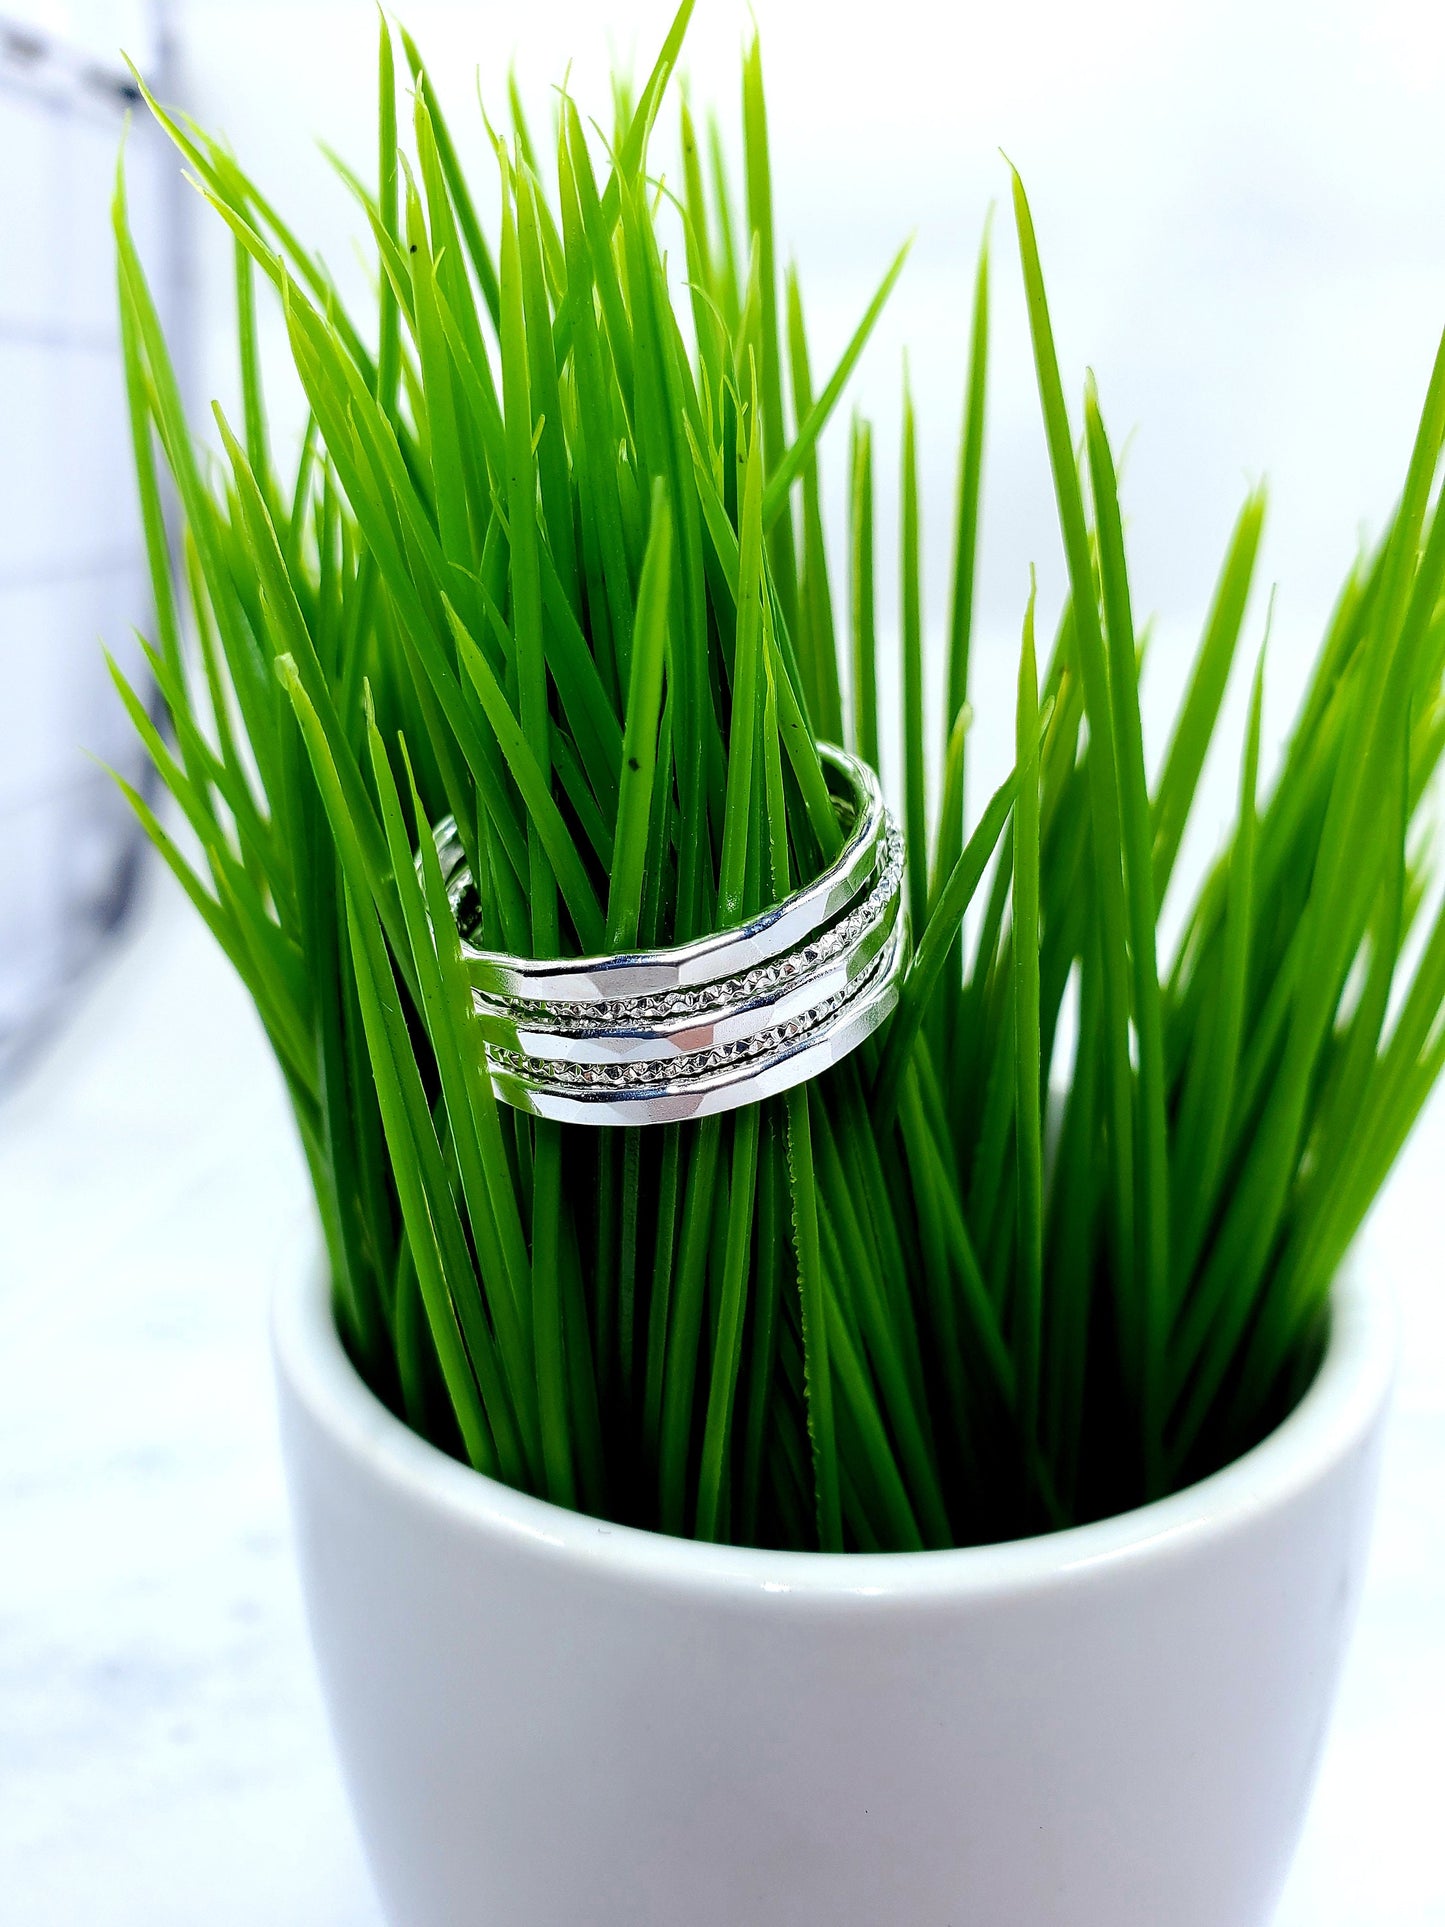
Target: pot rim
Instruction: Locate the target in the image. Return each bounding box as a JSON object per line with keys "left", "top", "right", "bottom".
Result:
{"left": 273, "top": 1241, "right": 1394, "bottom": 1604}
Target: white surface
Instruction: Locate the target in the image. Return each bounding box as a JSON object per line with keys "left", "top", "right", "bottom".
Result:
{"left": 0, "top": 863, "right": 1442, "bottom": 1925}
{"left": 0, "top": 871, "right": 368, "bottom": 1927}
{"left": 275, "top": 1207, "right": 1389, "bottom": 1927}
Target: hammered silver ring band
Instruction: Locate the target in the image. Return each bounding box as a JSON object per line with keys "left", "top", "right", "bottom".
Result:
{"left": 428, "top": 744, "right": 905, "bottom": 1126}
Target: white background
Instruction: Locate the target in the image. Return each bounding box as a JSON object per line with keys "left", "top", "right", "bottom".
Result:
{"left": 0, "top": 11, "right": 173, "bottom": 1057}
{"left": 2, "top": 1, "right": 1443, "bottom": 1921}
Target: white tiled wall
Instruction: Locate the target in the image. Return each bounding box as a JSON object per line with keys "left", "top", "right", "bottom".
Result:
{"left": 0, "top": 14, "right": 177, "bottom": 1066}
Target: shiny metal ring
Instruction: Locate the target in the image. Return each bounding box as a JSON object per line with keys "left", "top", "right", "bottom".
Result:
{"left": 436, "top": 746, "right": 888, "bottom": 1006}
{"left": 425, "top": 743, "right": 905, "bottom": 1126}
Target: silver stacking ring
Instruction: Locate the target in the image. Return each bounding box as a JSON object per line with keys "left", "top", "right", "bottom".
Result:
{"left": 427, "top": 744, "right": 906, "bottom": 1126}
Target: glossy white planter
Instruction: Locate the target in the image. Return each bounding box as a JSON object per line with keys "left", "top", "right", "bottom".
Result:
{"left": 274, "top": 1253, "right": 1392, "bottom": 1927}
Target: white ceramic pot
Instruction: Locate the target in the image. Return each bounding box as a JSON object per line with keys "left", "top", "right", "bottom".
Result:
{"left": 273, "top": 1253, "right": 1393, "bottom": 1927}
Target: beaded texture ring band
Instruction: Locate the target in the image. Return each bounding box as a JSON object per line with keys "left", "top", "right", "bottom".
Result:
{"left": 427, "top": 745, "right": 906, "bottom": 1126}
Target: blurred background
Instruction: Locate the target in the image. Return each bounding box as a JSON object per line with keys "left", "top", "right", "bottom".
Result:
{"left": 1, "top": 1, "right": 1442, "bottom": 1921}
{"left": 0, "top": 2, "right": 174, "bottom": 1078}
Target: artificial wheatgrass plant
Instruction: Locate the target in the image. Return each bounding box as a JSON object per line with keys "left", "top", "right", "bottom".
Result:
{"left": 112, "top": 4, "right": 1445, "bottom": 1551}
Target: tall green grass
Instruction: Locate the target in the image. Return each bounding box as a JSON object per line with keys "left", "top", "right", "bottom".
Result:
{"left": 112, "top": 4, "right": 1445, "bottom": 1550}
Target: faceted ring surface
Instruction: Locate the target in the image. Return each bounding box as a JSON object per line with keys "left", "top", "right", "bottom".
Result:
{"left": 426, "top": 744, "right": 906, "bottom": 1126}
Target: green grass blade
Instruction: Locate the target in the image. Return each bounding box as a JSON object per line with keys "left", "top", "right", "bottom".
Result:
{"left": 848, "top": 415, "right": 880, "bottom": 768}
{"left": 694, "top": 1105, "right": 761, "bottom": 1541}
{"left": 874, "top": 760, "right": 1019, "bottom": 1125}
{"left": 1013, "top": 579, "right": 1044, "bottom": 1450}
{"left": 376, "top": 14, "right": 402, "bottom": 413}
{"left": 497, "top": 165, "right": 560, "bottom": 954}
{"left": 900, "top": 374, "right": 929, "bottom": 940}
{"left": 1084, "top": 375, "right": 1169, "bottom": 1485}
{"left": 607, "top": 484, "right": 673, "bottom": 948}
{"left": 1152, "top": 487, "right": 1264, "bottom": 903}
{"left": 946, "top": 217, "right": 990, "bottom": 746}
{"left": 761, "top": 241, "right": 910, "bottom": 535}
{"left": 1009, "top": 165, "right": 1139, "bottom": 1390}
{"left": 445, "top": 600, "right": 606, "bottom": 951}
{"left": 1172, "top": 650, "right": 1264, "bottom": 1281}
{"left": 785, "top": 269, "right": 845, "bottom": 743}
{"left": 742, "top": 31, "right": 798, "bottom": 636}
{"left": 658, "top": 1118, "right": 724, "bottom": 1532}
{"left": 396, "top": 29, "right": 502, "bottom": 330}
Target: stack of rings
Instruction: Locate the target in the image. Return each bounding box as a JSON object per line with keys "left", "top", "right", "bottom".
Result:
{"left": 428, "top": 744, "right": 906, "bottom": 1126}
